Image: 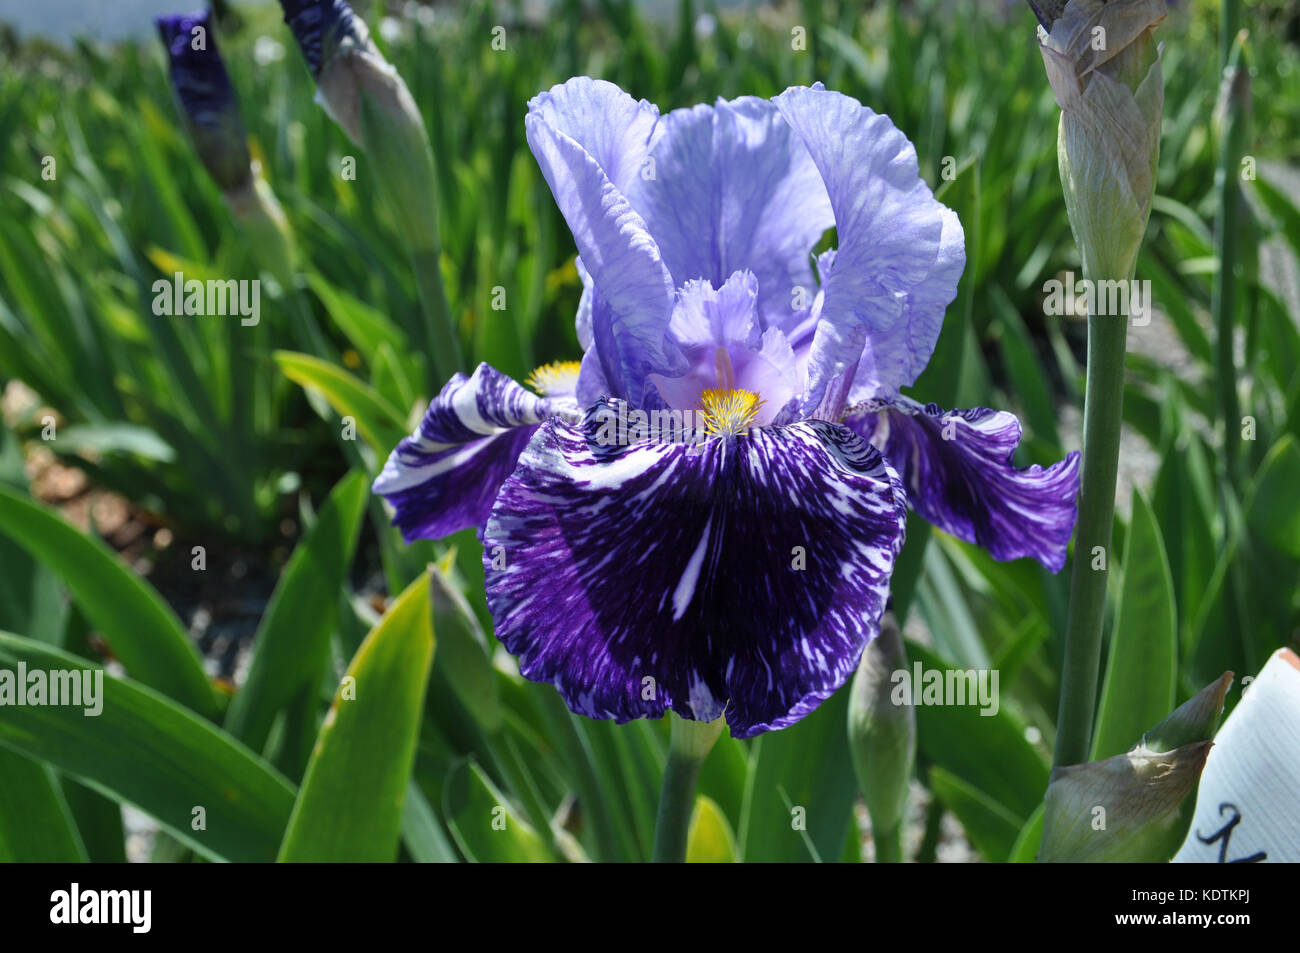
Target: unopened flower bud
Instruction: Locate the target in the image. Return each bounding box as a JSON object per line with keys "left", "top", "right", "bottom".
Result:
{"left": 226, "top": 175, "right": 298, "bottom": 288}
{"left": 1039, "top": 673, "right": 1230, "bottom": 862}
{"left": 848, "top": 613, "right": 915, "bottom": 845}
{"left": 279, "top": 0, "right": 439, "bottom": 253}
{"left": 1144, "top": 671, "right": 1232, "bottom": 753}
{"left": 1036, "top": 0, "right": 1166, "bottom": 280}
{"left": 155, "top": 12, "right": 252, "bottom": 193}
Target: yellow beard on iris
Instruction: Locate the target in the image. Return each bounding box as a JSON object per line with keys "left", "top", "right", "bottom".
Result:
{"left": 698, "top": 388, "right": 764, "bottom": 439}
{"left": 526, "top": 360, "right": 581, "bottom": 396}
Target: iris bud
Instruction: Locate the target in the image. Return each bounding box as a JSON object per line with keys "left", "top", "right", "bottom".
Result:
{"left": 156, "top": 11, "right": 252, "bottom": 194}
{"left": 847, "top": 614, "right": 915, "bottom": 858}
{"left": 279, "top": 0, "right": 439, "bottom": 254}
{"left": 1144, "top": 671, "right": 1233, "bottom": 753}
{"left": 1040, "top": 740, "right": 1211, "bottom": 862}
{"left": 225, "top": 176, "right": 298, "bottom": 289}
{"left": 1035, "top": 0, "right": 1166, "bottom": 281}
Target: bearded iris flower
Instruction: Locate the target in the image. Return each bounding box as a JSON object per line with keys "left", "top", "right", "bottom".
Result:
{"left": 375, "top": 78, "right": 1081, "bottom": 738}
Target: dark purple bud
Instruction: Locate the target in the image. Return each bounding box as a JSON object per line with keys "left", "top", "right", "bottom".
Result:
{"left": 278, "top": 0, "right": 368, "bottom": 78}
{"left": 155, "top": 11, "right": 251, "bottom": 192}
{"left": 1026, "top": 0, "right": 1067, "bottom": 31}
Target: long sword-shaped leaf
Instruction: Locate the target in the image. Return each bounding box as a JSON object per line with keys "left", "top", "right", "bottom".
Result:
{"left": 0, "top": 633, "right": 294, "bottom": 862}
{"left": 224, "top": 471, "right": 368, "bottom": 752}
{"left": 274, "top": 350, "right": 407, "bottom": 456}
{"left": 278, "top": 570, "right": 435, "bottom": 861}
{"left": 0, "top": 487, "right": 218, "bottom": 718}
{"left": 929, "top": 765, "right": 1022, "bottom": 862}
{"left": 1091, "top": 489, "right": 1177, "bottom": 760}
{"left": 0, "top": 747, "right": 87, "bottom": 862}
{"left": 908, "top": 642, "right": 1050, "bottom": 822}
{"left": 443, "top": 759, "right": 553, "bottom": 863}
{"left": 737, "top": 687, "right": 857, "bottom": 862}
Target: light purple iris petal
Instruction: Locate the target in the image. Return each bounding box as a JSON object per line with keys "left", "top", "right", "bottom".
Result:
{"left": 526, "top": 79, "right": 681, "bottom": 406}
{"left": 773, "top": 86, "right": 962, "bottom": 413}
{"left": 630, "top": 97, "right": 834, "bottom": 332}
{"left": 528, "top": 76, "right": 663, "bottom": 195}
{"left": 574, "top": 257, "right": 595, "bottom": 351}
{"left": 575, "top": 341, "right": 613, "bottom": 408}
{"left": 482, "top": 401, "right": 908, "bottom": 738}
{"left": 667, "top": 269, "right": 761, "bottom": 348}
{"left": 844, "top": 397, "right": 1080, "bottom": 571}
{"left": 848, "top": 206, "right": 966, "bottom": 403}
{"left": 372, "top": 364, "right": 551, "bottom": 542}
{"left": 646, "top": 272, "right": 800, "bottom": 424}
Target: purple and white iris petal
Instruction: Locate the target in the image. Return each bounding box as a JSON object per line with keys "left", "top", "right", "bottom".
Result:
{"left": 372, "top": 364, "right": 551, "bottom": 542}
{"left": 629, "top": 96, "right": 835, "bottom": 332}
{"left": 844, "top": 397, "right": 1081, "bottom": 572}
{"left": 155, "top": 12, "right": 252, "bottom": 192}
{"left": 773, "top": 85, "right": 962, "bottom": 413}
{"left": 156, "top": 12, "right": 239, "bottom": 130}
{"left": 526, "top": 79, "right": 682, "bottom": 406}
{"left": 482, "top": 405, "right": 908, "bottom": 738}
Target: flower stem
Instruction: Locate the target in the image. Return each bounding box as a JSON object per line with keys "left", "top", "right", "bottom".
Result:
{"left": 874, "top": 823, "right": 903, "bottom": 863}
{"left": 1054, "top": 304, "right": 1128, "bottom": 767}
{"left": 651, "top": 715, "right": 723, "bottom": 863}
{"left": 1213, "top": 30, "right": 1250, "bottom": 489}
{"left": 915, "top": 795, "right": 943, "bottom": 864}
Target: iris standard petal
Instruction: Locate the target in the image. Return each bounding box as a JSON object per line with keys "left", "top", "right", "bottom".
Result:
{"left": 526, "top": 79, "right": 681, "bottom": 406}
{"left": 773, "top": 85, "right": 961, "bottom": 412}
{"left": 848, "top": 205, "right": 966, "bottom": 403}
{"left": 482, "top": 402, "right": 908, "bottom": 737}
{"left": 574, "top": 257, "right": 595, "bottom": 351}
{"left": 527, "top": 76, "right": 663, "bottom": 195}
{"left": 373, "top": 363, "right": 551, "bottom": 542}
{"left": 646, "top": 272, "right": 801, "bottom": 424}
{"left": 843, "top": 397, "right": 1081, "bottom": 571}
{"left": 630, "top": 96, "right": 835, "bottom": 332}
